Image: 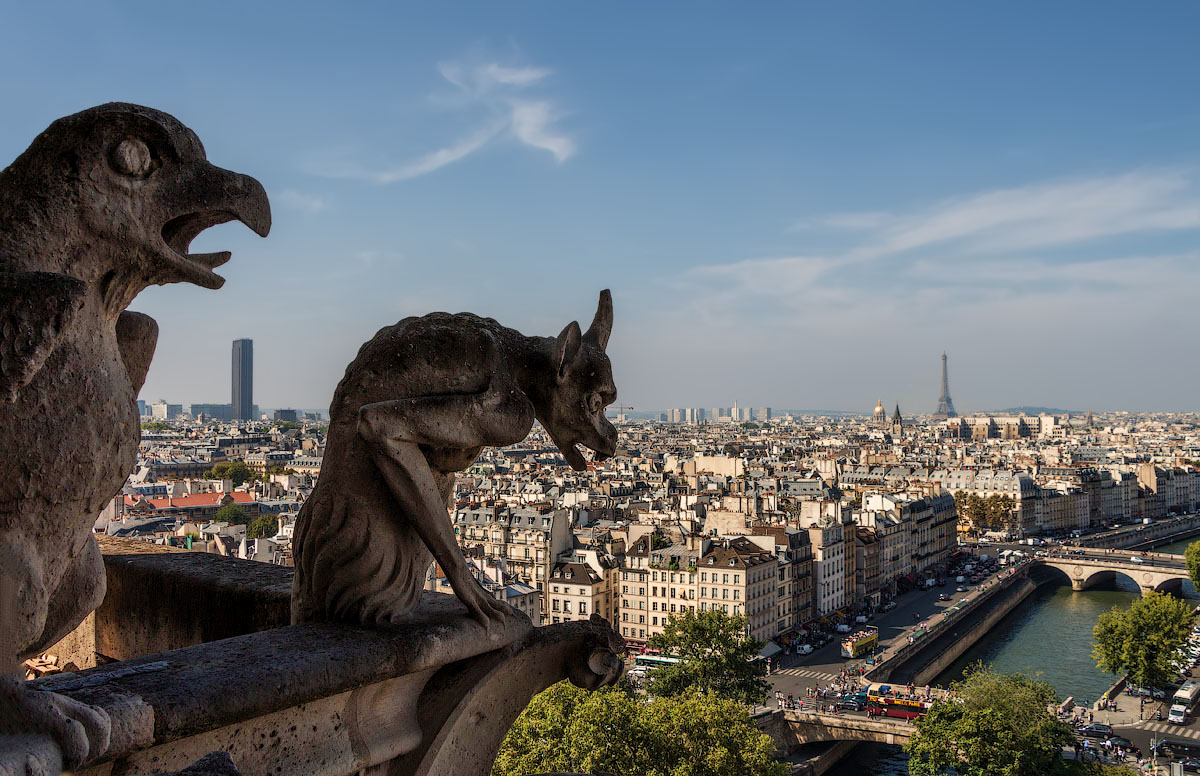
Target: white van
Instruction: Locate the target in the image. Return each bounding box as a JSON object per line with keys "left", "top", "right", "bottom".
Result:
{"left": 1169, "top": 704, "right": 1188, "bottom": 724}
{"left": 955, "top": 576, "right": 966, "bottom": 584}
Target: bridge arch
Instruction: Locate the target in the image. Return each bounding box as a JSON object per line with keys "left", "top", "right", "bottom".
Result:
{"left": 1078, "top": 568, "right": 1142, "bottom": 593}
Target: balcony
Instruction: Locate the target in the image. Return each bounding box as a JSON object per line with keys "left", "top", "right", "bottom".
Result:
{"left": 21, "top": 536, "right": 622, "bottom": 775}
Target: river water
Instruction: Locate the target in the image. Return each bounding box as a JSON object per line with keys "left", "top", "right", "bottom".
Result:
{"left": 835, "top": 540, "right": 1199, "bottom": 775}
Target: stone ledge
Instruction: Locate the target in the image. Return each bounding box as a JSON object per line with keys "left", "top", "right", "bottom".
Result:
{"left": 37, "top": 596, "right": 533, "bottom": 768}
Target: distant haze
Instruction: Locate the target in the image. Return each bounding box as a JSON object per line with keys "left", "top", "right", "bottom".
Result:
{"left": 2, "top": 3, "right": 1197, "bottom": 413}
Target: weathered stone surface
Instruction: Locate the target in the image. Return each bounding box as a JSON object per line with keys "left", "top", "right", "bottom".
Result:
{"left": 149, "top": 751, "right": 241, "bottom": 775}
{"left": 292, "top": 291, "right": 618, "bottom": 630}
{"left": 0, "top": 103, "right": 270, "bottom": 771}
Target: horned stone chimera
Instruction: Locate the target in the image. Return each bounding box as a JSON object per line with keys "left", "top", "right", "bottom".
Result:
{"left": 292, "top": 291, "right": 618, "bottom": 630}
{"left": 0, "top": 103, "right": 270, "bottom": 772}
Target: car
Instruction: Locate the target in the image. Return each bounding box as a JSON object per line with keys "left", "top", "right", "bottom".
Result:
{"left": 1181, "top": 758, "right": 1200, "bottom": 774}
{"left": 1077, "top": 723, "right": 1114, "bottom": 739}
{"left": 956, "top": 586, "right": 968, "bottom": 592}
{"left": 798, "top": 644, "right": 814, "bottom": 655}
{"left": 836, "top": 699, "right": 865, "bottom": 712}
{"left": 937, "top": 593, "right": 951, "bottom": 601}
{"left": 882, "top": 601, "right": 897, "bottom": 612}
{"left": 1131, "top": 556, "right": 1145, "bottom": 564}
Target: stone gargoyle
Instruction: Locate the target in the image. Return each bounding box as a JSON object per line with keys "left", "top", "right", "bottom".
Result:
{"left": 292, "top": 291, "right": 618, "bottom": 629}
{"left": 0, "top": 103, "right": 271, "bottom": 770}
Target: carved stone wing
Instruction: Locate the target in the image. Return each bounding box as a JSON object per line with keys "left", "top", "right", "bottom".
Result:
{"left": 0, "top": 270, "right": 87, "bottom": 402}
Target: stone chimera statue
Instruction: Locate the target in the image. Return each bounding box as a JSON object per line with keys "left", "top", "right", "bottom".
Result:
{"left": 0, "top": 103, "right": 271, "bottom": 770}
{"left": 292, "top": 291, "right": 618, "bottom": 629}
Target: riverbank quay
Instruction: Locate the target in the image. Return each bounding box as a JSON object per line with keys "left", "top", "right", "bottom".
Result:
{"left": 1077, "top": 514, "right": 1200, "bottom": 550}
{"left": 864, "top": 559, "right": 1034, "bottom": 684}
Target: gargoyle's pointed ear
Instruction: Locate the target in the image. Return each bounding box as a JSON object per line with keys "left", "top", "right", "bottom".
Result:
{"left": 555, "top": 321, "right": 582, "bottom": 378}
{"left": 582, "top": 289, "right": 612, "bottom": 351}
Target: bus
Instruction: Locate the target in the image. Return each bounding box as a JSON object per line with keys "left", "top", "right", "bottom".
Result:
{"left": 634, "top": 654, "right": 681, "bottom": 670}
{"left": 866, "top": 691, "right": 933, "bottom": 721}
{"left": 841, "top": 627, "right": 879, "bottom": 658}
{"left": 1173, "top": 680, "right": 1200, "bottom": 710}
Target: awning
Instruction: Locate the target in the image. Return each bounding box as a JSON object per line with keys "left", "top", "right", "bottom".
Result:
{"left": 759, "top": 642, "right": 783, "bottom": 659}
{"left": 903, "top": 573, "right": 919, "bottom": 582}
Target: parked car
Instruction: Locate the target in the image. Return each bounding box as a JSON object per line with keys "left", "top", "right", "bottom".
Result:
{"left": 798, "top": 644, "right": 814, "bottom": 655}
{"left": 956, "top": 586, "right": 968, "bottom": 592}
{"left": 1077, "top": 723, "right": 1114, "bottom": 739}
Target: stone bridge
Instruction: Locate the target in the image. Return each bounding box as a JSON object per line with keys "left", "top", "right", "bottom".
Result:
{"left": 1035, "top": 555, "right": 1191, "bottom": 596}
{"left": 758, "top": 710, "right": 913, "bottom": 749}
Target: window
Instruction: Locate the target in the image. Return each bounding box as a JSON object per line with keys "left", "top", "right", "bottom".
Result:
{"left": 639, "top": 615, "right": 645, "bottom": 624}
{"left": 722, "top": 574, "right": 728, "bottom": 584}
{"left": 701, "top": 602, "right": 707, "bottom": 611}
{"left": 701, "top": 572, "right": 707, "bottom": 582}
{"left": 580, "top": 602, "right": 587, "bottom": 615}
{"left": 622, "top": 612, "right": 628, "bottom": 621}
{"left": 552, "top": 600, "right": 560, "bottom": 611}
{"left": 622, "top": 585, "right": 628, "bottom": 593}
{"left": 639, "top": 629, "right": 645, "bottom": 638}
{"left": 652, "top": 616, "right": 658, "bottom": 625}
{"left": 722, "top": 589, "right": 728, "bottom": 599}
{"left": 734, "top": 574, "right": 740, "bottom": 583}
{"left": 652, "top": 601, "right": 658, "bottom": 611}
{"left": 733, "top": 589, "right": 740, "bottom": 600}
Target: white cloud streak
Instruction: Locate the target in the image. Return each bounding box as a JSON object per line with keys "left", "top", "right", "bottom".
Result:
{"left": 276, "top": 188, "right": 327, "bottom": 213}
{"left": 311, "top": 57, "right": 574, "bottom": 183}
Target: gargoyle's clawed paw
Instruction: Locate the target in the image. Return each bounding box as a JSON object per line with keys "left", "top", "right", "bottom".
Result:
{"left": 0, "top": 675, "right": 110, "bottom": 770}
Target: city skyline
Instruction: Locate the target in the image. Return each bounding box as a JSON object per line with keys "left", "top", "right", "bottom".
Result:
{"left": 5, "top": 3, "right": 1198, "bottom": 412}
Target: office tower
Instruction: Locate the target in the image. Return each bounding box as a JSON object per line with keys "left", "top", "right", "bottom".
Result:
{"left": 232, "top": 339, "right": 253, "bottom": 421}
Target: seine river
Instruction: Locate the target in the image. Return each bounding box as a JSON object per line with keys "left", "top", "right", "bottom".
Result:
{"left": 836, "top": 539, "right": 1199, "bottom": 775}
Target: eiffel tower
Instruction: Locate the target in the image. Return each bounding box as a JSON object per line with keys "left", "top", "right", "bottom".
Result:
{"left": 933, "top": 352, "right": 957, "bottom": 419}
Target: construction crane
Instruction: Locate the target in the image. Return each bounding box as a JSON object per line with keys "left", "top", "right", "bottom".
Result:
{"left": 609, "top": 405, "right": 635, "bottom": 419}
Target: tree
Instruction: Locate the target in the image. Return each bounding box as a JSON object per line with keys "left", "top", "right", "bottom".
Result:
{"left": 1093, "top": 591, "right": 1194, "bottom": 694}
{"left": 644, "top": 609, "right": 769, "bottom": 706}
{"left": 214, "top": 503, "right": 250, "bottom": 526}
{"left": 247, "top": 514, "right": 278, "bottom": 539}
{"left": 985, "top": 494, "right": 1016, "bottom": 531}
{"left": 141, "top": 421, "right": 169, "bottom": 431}
{"left": 904, "top": 664, "right": 1075, "bottom": 776}
{"left": 202, "top": 461, "right": 257, "bottom": 486}
{"left": 493, "top": 682, "right": 786, "bottom": 776}
{"left": 1185, "top": 541, "right": 1200, "bottom": 589}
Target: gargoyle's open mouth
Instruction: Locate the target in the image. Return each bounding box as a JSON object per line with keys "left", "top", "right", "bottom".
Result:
{"left": 157, "top": 165, "right": 271, "bottom": 289}
{"left": 162, "top": 211, "right": 239, "bottom": 287}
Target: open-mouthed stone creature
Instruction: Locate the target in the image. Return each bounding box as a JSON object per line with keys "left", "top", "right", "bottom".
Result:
{"left": 292, "top": 291, "right": 618, "bottom": 630}
{"left": 0, "top": 103, "right": 271, "bottom": 770}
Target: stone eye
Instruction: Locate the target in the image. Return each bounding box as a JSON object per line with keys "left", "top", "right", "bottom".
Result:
{"left": 111, "top": 138, "right": 155, "bottom": 178}
{"left": 587, "top": 393, "right": 603, "bottom": 414}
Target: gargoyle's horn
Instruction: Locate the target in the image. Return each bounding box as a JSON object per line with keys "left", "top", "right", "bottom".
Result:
{"left": 583, "top": 289, "right": 612, "bottom": 351}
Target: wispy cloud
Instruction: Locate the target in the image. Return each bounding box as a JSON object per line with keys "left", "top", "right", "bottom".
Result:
{"left": 665, "top": 168, "right": 1200, "bottom": 335}
{"left": 276, "top": 188, "right": 327, "bottom": 213}
{"left": 308, "top": 56, "right": 574, "bottom": 183}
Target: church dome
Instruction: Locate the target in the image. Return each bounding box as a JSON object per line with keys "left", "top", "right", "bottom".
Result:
{"left": 873, "top": 400, "right": 886, "bottom": 419}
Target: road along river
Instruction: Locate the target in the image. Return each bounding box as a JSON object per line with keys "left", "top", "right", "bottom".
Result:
{"left": 835, "top": 545, "right": 1200, "bottom": 775}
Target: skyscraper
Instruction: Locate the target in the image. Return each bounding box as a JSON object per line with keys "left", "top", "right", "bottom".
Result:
{"left": 232, "top": 339, "right": 253, "bottom": 421}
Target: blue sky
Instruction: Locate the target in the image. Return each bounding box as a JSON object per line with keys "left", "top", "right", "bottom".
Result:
{"left": 2, "top": 1, "right": 1198, "bottom": 413}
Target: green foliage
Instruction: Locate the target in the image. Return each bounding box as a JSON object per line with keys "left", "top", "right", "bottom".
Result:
{"left": 214, "top": 503, "right": 250, "bottom": 526}
{"left": 1185, "top": 541, "right": 1200, "bottom": 589}
{"left": 904, "top": 664, "right": 1075, "bottom": 776}
{"left": 954, "top": 492, "right": 1015, "bottom": 532}
{"left": 492, "top": 682, "right": 786, "bottom": 776}
{"left": 141, "top": 421, "right": 169, "bottom": 431}
{"left": 202, "top": 461, "right": 258, "bottom": 486}
{"left": 247, "top": 514, "right": 278, "bottom": 539}
{"left": 275, "top": 421, "right": 300, "bottom": 430}
{"left": 645, "top": 609, "right": 769, "bottom": 706}
{"left": 1092, "top": 590, "right": 1194, "bottom": 692}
